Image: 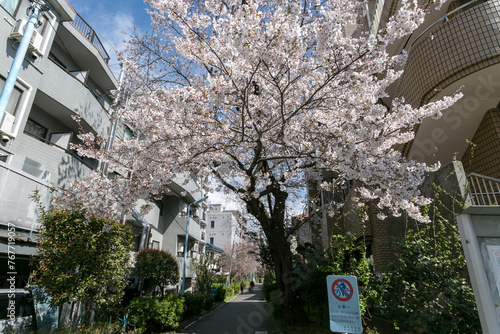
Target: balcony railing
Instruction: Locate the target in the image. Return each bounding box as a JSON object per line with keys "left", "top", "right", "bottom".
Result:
{"left": 70, "top": 14, "right": 110, "bottom": 64}
{"left": 409, "top": 0, "right": 484, "bottom": 51}
{"left": 467, "top": 173, "right": 500, "bottom": 206}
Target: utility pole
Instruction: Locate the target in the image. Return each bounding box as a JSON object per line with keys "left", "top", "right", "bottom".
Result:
{"left": 102, "top": 64, "right": 126, "bottom": 176}
{"left": 0, "top": 0, "right": 49, "bottom": 123}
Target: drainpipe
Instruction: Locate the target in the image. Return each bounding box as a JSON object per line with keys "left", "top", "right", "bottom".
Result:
{"left": 181, "top": 196, "right": 208, "bottom": 296}
{"left": 0, "top": 0, "right": 48, "bottom": 122}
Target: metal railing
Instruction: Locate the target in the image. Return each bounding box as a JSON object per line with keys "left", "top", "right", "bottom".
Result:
{"left": 70, "top": 14, "right": 110, "bottom": 64}
{"left": 409, "top": 0, "right": 484, "bottom": 50}
{"left": 467, "top": 173, "right": 500, "bottom": 206}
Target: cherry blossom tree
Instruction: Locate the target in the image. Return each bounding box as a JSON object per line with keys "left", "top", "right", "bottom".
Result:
{"left": 221, "top": 242, "right": 261, "bottom": 283}
{"left": 62, "top": 0, "right": 461, "bottom": 325}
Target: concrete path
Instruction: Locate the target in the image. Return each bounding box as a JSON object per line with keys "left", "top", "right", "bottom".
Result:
{"left": 178, "top": 283, "right": 279, "bottom": 334}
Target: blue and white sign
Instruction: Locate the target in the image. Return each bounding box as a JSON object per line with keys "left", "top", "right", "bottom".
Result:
{"left": 326, "top": 275, "right": 362, "bottom": 333}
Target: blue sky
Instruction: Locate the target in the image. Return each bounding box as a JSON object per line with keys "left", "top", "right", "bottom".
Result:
{"left": 68, "top": 0, "right": 152, "bottom": 73}
{"left": 68, "top": 0, "right": 246, "bottom": 210}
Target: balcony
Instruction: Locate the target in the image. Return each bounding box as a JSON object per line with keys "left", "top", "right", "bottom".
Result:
{"left": 55, "top": 14, "right": 118, "bottom": 93}
{"left": 0, "top": 160, "right": 51, "bottom": 233}
{"left": 397, "top": 0, "right": 500, "bottom": 107}
{"left": 70, "top": 14, "right": 110, "bottom": 64}
{"left": 398, "top": 0, "right": 500, "bottom": 166}
{"left": 14, "top": 133, "right": 95, "bottom": 186}
{"left": 176, "top": 257, "right": 196, "bottom": 278}
{"left": 37, "top": 62, "right": 112, "bottom": 136}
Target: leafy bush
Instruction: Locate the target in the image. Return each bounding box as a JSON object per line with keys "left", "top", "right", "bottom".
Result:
{"left": 36, "top": 321, "right": 121, "bottom": 334}
{"left": 213, "top": 274, "right": 227, "bottom": 284}
{"left": 212, "top": 283, "right": 226, "bottom": 302}
{"left": 31, "top": 207, "right": 133, "bottom": 323}
{"left": 127, "top": 294, "right": 184, "bottom": 333}
{"left": 135, "top": 249, "right": 179, "bottom": 296}
{"left": 263, "top": 274, "right": 277, "bottom": 301}
{"left": 269, "top": 290, "right": 283, "bottom": 319}
{"left": 203, "top": 294, "right": 214, "bottom": 309}
{"left": 183, "top": 293, "right": 205, "bottom": 318}
{"left": 370, "top": 221, "right": 480, "bottom": 333}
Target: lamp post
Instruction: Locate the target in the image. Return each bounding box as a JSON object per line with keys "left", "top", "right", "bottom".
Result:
{"left": 181, "top": 195, "right": 208, "bottom": 296}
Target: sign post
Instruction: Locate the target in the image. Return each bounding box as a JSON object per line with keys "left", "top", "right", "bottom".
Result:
{"left": 326, "top": 275, "right": 363, "bottom": 333}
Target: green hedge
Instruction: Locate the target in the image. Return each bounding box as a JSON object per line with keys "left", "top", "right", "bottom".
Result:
{"left": 128, "top": 294, "right": 184, "bottom": 333}
{"left": 263, "top": 276, "right": 277, "bottom": 301}
{"left": 183, "top": 292, "right": 214, "bottom": 318}
{"left": 212, "top": 283, "right": 226, "bottom": 302}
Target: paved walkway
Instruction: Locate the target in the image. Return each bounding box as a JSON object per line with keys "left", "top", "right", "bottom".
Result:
{"left": 178, "top": 283, "right": 279, "bottom": 334}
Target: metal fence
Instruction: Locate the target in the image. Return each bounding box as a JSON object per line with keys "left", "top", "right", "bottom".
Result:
{"left": 70, "top": 14, "right": 110, "bottom": 64}
{"left": 467, "top": 173, "right": 500, "bottom": 206}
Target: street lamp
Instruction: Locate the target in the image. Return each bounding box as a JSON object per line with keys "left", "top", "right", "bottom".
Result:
{"left": 181, "top": 195, "right": 208, "bottom": 296}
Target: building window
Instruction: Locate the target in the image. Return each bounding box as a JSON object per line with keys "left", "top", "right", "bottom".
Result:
{"left": 24, "top": 118, "right": 47, "bottom": 139}
{"left": 0, "top": 0, "right": 20, "bottom": 16}
{"left": 156, "top": 200, "right": 164, "bottom": 216}
{"left": 210, "top": 237, "right": 214, "bottom": 244}
{"left": 0, "top": 77, "right": 22, "bottom": 116}
{"left": 0, "top": 76, "right": 31, "bottom": 138}
{"left": 211, "top": 220, "right": 215, "bottom": 228}
{"left": 31, "top": 10, "right": 56, "bottom": 56}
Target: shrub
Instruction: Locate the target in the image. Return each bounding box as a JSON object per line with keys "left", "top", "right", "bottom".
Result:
{"left": 269, "top": 290, "right": 283, "bottom": 319}
{"left": 212, "top": 283, "right": 226, "bottom": 302}
{"left": 127, "top": 294, "right": 184, "bottom": 333}
{"left": 203, "top": 294, "right": 214, "bottom": 310}
{"left": 31, "top": 207, "right": 133, "bottom": 324}
{"left": 135, "top": 249, "right": 179, "bottom": 296}
{"left": 183, "top": 293, "right": 205, "bottom": 318}
{"left": 213, "top": 274, "right": 227, "bottom": 284}
{"left": 183, "top": 292, "right": 215, "bottom": 318}
{"left": 263, "top": 274, "right": 277, "bottom": 301}
{"left": 370, "top": 221, "right": 480, "bottom": 333}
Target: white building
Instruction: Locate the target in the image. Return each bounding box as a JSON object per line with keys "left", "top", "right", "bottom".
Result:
{"left": 206, "top": 204, "right": 246, "bottom": 251}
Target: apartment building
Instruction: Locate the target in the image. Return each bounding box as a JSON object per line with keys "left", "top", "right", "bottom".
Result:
{"left": 304, "top": 0, "right": 500, "bottom": 269}
{"left": 0, "top": 0, "right": 118, "bottom": 288}
{"left": 0, "top": 0, "right": 208, "bottom": 297}
{"left": 206, "top": 204, "right": 246, "bottom": 252}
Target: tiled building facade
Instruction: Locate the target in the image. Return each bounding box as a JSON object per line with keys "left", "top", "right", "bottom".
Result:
{"left": 303, "top": 0, "right": 500, "bottom": 271}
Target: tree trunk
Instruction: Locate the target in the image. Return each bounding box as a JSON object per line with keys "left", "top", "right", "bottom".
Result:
{"left": 267, "top": 224, "right": 309, "bottom": 326}
{"left": 246, "top": 193, "right": 309, "bottom": 327}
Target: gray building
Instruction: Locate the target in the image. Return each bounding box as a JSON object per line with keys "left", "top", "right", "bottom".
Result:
{"left": 0, "top": 0, "right": 210, "bottom": 296}
{"left": 0, "top": 0, "right": 117, "bottom": 288}
{"left": 139, "top": 173, "right": 208, "bottom": 292}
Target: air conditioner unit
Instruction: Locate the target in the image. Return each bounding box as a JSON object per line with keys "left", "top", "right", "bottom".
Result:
{"left": 9, "top": 19, "right": 26, "bottom": 40}
{"left": 192, "top": 208, "right": 199, "bottom": 218}
{"left": 0, "top": 112, "right": 15, "bottom": 137}
{"left": 28, "top": 29, "right": 43, "bottom": 53}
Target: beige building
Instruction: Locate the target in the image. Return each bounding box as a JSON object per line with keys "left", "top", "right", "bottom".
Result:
{"left": 304, "top": 0, "right": 500, "bottom": 270}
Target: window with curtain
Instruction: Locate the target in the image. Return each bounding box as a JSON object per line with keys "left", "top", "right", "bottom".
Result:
{"left": 0, "top": 0, "right": 20, "bottom": 16}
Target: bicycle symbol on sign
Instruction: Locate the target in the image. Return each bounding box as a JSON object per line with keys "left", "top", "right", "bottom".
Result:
{"left": 331, "top": 278, "right": 354, "bottom": 302}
